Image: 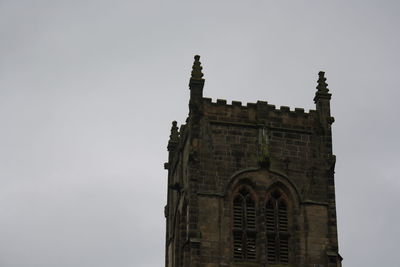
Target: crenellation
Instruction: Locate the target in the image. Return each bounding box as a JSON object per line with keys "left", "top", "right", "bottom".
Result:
{"left": 280, "top": 105, "right": 290, "bottom": 112}
{"left": 216, "top": 99, "right": 227, "bottom": 105}
{"left": 231, "top": 100, "right": 242, "bottom": 106}
{"left": 204, "top": 98, "right": 318, "bottom": 136}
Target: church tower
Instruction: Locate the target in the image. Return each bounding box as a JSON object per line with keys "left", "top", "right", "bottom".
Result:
{"left": 164, "top": 56, "right": 342, "bottom": 267}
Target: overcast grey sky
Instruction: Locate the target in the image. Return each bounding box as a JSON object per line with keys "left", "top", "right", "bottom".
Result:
{"left": 0, "top": 1, "right": 399, "bottom": 266}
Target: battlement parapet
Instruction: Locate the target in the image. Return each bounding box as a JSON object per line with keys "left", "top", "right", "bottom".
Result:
{"left": 202, "top": 97, "right": 317, "bottom": 130}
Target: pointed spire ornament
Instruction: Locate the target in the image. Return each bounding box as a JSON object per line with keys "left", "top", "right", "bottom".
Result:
{"left": 316, "top": 71, "right": 329, "bottom": 93}
{"left": 166, "top": 121, "right": 180, "bottom": 168}
{"left": 191, "top": 55, "right": 204, "bottom": 80}
{"left": 169, "top": 121, "right": 179, "bottom": 143}
{"left": 189, "top": 55, "right": 205, "bottom": 101}
{"left": 314, "top": 71, "right": 331, "bottom": 104}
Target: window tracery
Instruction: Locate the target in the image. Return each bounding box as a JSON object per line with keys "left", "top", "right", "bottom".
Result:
{"left": 233, "top": 187, "right": 257, "bottom": 260}
{"left": 266, "top": 190, "right": 290, "bottom": 264}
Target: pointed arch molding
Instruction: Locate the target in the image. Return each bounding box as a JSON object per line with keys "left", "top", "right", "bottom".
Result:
{"left": 225, "top": 167, "right": 301, "bottom": 206}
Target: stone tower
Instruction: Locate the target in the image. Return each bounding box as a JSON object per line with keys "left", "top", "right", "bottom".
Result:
{"left": 164, "top": 56, "right": 342, "bottom": 267}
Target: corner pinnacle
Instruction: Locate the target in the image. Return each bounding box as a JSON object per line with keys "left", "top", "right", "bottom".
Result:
{"left": 316, "top": 71, "right": 329, "bottom": 93}
{"left": 169, "top": 121, "right": 179, "bottom": 142}
{"left": 314, "top": 71, "right": 332, "bottom": 104}
{"left": 191, "top": 55, "right": 204, "bottom": 80}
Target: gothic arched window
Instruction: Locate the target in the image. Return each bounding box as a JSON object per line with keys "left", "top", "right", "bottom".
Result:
{"left": 233, "top": 187, "right": 257, "bottom": 261}
{"left": 266, "top": 190, "right": 290, "bottom": 264}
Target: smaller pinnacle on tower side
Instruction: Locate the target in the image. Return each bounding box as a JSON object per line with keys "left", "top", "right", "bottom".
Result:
{"left": 191, "top": 55, "right": 204, "bottom": 80}
{"left": 316, "top": 71, "right": 329, "bottom": 93}
{"left": 169, "top": 121, "right": 179, "bottom": 142}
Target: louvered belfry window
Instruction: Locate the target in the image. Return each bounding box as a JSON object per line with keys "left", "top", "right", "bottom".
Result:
{"left": 266, "top": 190, "right": 289, "bottom": 264}
{"left": 233, "top": 188, "right": 257, "bottom": 261}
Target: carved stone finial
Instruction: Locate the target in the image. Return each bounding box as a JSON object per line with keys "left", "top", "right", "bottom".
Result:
{"left": 169, "top": 121, "right": 179, "bottom": 142}
{"left": 314, "top": 71, "right": 331, "bottom": 104}
{"left": 191, "top": 55, "right": 204, "bottom": 80}
{"left": 316, "top": 71, "right": 329, "bottom": 93}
